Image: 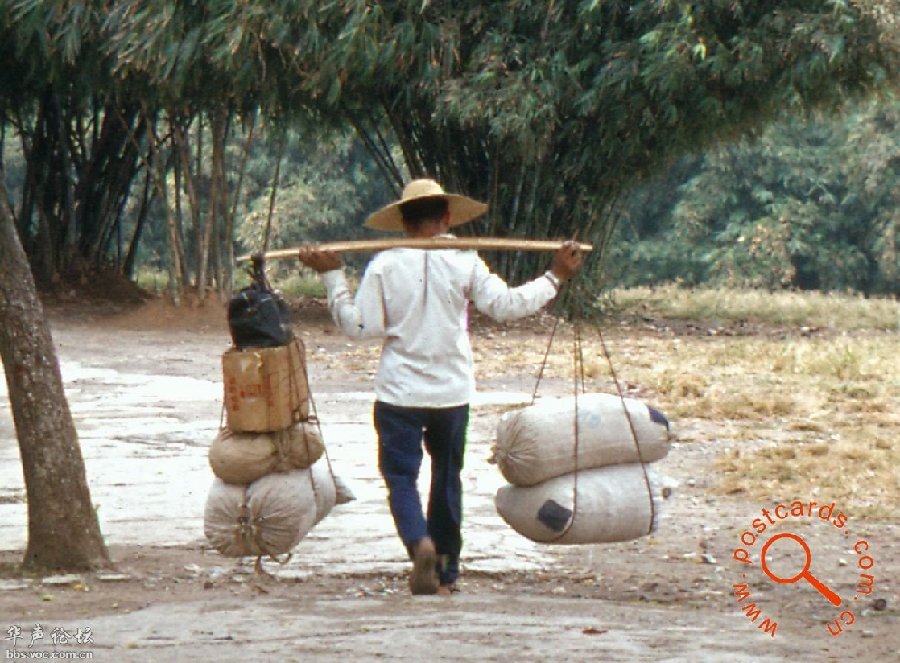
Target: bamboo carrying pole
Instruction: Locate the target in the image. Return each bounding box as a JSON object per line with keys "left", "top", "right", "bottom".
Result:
{"left": 237, "top": 238, "right": 592, "bottom": 263}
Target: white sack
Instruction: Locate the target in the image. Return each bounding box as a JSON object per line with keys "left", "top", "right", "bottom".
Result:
{"left": 492, "top": 393, "right": 671, "bottom": 486}
{"left": 309, "top": 460, "right": 337, "bottom": 526}
{"left": 333, "top": 473, "right": 357, "bottom": 505}
{"left": 208, "top": 423, "right": 325, "bottom": 485}
{"left": 204, "top": 460, "right": 337, "bottom": 557}
{"left": 494, "top": 464, "right": 672, "bottom": 545}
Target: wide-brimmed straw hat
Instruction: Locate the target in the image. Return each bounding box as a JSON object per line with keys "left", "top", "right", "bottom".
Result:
{"left": 364, "top": 178, "right": 487, "bottom": 232}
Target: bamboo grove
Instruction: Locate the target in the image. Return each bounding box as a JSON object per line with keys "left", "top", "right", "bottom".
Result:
{"left": 0, "top": 1, "right": 896, "bottom": 302}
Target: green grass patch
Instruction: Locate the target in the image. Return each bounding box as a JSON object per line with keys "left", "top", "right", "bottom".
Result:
{"left": 272, "top": 272, "right": 326, "bottom": 298}
{"left": 131, "top": 267, "right": 326, "bottom": 299}
{"left": 134, "top": 268, "right": 169, "bottom": 294}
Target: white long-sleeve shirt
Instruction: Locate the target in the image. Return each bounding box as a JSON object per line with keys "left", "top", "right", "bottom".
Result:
{"left": 321, "top": 246, "right": 559, "bottom": 407}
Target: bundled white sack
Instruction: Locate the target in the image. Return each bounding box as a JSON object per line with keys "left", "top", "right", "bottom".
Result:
{"left": 492, "top": 393, "right": 671, "bottom": 486}
{"left": 494, "top": 464, "right": 672, "bottom": 545}
{"left": 208, "top": 423, "right": 325, "bottom": 485}
{"left": 333, "top": 473, "right": 357, "bottom": 505}
{"left": 204, "top": 460, "right": 337, "bottom": 557}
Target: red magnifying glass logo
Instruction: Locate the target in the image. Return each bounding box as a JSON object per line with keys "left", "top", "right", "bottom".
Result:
{"left": 760, "top": 532, "right": 842, "bottom": 607}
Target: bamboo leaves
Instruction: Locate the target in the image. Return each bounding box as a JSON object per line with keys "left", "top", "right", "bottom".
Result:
{"left": 1, "top": 0, "right": 896, "bottom": 300}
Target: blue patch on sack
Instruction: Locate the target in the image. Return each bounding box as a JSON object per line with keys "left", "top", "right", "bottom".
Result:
{"left": 537, "top": 500, "right": 573, "bottom": 532}
{"left": 648, "top": 405, "right": 669, "bottom": 428}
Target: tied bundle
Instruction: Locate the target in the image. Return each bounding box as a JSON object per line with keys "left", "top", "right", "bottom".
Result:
{"left": 492, "top": 393, "right": 675, "bottom": 544}
{"left": 203, "top": 256, "right": 354, "bottom": 559}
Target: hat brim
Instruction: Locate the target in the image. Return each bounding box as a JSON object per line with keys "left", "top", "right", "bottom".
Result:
{"left": 364, "top": 194, "right": 488, "bottom": 232}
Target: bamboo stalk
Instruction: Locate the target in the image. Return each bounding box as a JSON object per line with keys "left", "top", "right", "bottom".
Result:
{"left": 237, "top": 237, "right": 592, "bottom": 263}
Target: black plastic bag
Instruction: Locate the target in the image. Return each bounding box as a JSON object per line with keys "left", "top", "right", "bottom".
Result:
{"left": 228, "top": 255, "right": 292, "bottom": 349}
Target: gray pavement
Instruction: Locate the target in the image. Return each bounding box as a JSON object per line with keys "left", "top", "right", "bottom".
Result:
{"left": 0, "top": 357, "right": 556, "bottom": 575}
{"left": 1, "top": 323, "right": 895, "bottom": 662}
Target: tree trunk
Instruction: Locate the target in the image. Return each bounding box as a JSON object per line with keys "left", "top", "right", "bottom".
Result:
{"left": 210, "top": 112, "right": 231, "bottom": 299}
{"left": 200, "top": 111, "right": 229, "bottom": 302}
{"left": 52, "top": 94, "right": 78, "bottom": 261}
{"left": 173, "top": 120, "right": 198, "bottom": 287}
{"left": 0, "top": 170, "right": 109, "bottom": 572}
{"left": 123, "top": 166, "right": 153, "bottom": 280}
{"left": 81, "top": 103, "right": 143, "bottom": 268}
{"left": 147, "top": 114, "right": 186, "bottom": 303}
{"left": 223, "top": 114, "right": 257, "bottom": 300}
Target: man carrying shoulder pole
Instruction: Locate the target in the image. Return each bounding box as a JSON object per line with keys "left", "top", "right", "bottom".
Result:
{"left": 299, "top": 179, "right": 582, "bottom": 596}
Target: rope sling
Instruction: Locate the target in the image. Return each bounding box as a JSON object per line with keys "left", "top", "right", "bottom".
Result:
{"left": 528, "top": 280, "right": 657, "bottom": 543}
{"left": 222, "top": 140, "right": 341, "bottom": 571}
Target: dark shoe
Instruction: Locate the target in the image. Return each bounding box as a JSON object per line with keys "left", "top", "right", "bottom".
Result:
{"left": 409, "top": 538, "right": 439, "bottom": 595}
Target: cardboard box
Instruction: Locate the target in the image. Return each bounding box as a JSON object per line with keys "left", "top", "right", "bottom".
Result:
{"left": 222, "top": 338, "right": 309, "bottom": 433}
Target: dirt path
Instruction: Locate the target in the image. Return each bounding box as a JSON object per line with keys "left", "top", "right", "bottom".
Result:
{"left": 0, "top": 300, "right": 896, "bottom": 662}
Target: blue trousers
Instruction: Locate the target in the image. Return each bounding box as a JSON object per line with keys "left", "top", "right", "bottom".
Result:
{"left": 374, "top": 401, "right": 469, "bottom": 586}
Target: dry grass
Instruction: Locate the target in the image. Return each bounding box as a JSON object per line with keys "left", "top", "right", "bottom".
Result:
{"left": 473, "top": 286, "right": 899, "bottom": 519}
{"left": 611, "top": 285, "right": 899, "bottom": 332}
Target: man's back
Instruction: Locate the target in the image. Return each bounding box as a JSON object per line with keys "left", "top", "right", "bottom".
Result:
{"left": 325, "top": 245, "right": 559, "bottom": 407}
{"left": 361, "top": 247, "right": 479, "bottom": 407}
